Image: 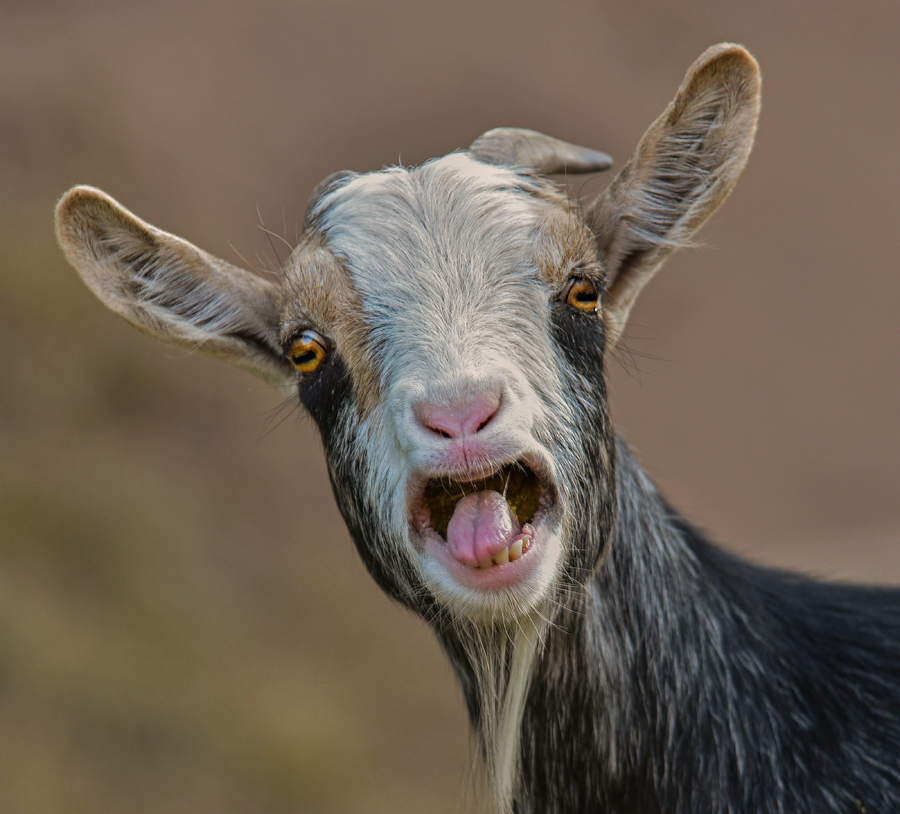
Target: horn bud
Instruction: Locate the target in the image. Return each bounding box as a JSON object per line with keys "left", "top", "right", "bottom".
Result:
{"left": 469, "top": 127, "right": 612, "bottom": 175}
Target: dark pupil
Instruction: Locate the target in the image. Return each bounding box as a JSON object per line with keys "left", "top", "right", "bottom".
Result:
{"left": 576, "top": 285, "right": 595, "bottom": 302}
{"left": 292, "top": 349, "right": 317, "bottom": 366}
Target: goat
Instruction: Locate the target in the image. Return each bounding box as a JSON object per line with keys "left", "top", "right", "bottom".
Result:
{"left": 55, "top": 43, "right": 900, "bottom": 813}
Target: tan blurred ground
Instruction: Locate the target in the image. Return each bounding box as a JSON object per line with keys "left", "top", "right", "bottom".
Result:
{"left": 0, "top": 2, "right": 897, "bottom": 812}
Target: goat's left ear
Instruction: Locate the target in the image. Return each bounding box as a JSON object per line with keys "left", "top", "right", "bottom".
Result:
{"left": 588, "top": 43, "right": 761, "bottom": 345}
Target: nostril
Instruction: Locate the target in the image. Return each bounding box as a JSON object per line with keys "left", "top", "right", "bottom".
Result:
{"left": 475, "top": 404, "right": 499, "bottom": 433}
{"left": 416, "top": 390, "right": 502, "bottom": 440}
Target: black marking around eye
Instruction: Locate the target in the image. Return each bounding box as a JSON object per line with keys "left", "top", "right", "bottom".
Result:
{"left": 297, "top": 353, "right": 354, "bottom": 450}
{"left": 550, "top": 301, "right": 606, "bottom": 381}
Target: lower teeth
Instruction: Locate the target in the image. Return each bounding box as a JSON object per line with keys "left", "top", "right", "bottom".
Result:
{"left": 478, "top": 525, "right": 534, "bottom": 569}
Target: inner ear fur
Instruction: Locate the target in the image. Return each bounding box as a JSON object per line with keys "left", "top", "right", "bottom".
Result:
{"left": 56, "top": 186, "right": 293, "bottom": 386}
{"left": 588, "top": 43, "right": 761, "bottom": 345}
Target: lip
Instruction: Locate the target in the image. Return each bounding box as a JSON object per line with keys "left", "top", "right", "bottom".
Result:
{"left": 420, "top": 517, "right": 547, "bottom": 592}
{"left": 408, "top": 453, "right": 557, "bottom": 594}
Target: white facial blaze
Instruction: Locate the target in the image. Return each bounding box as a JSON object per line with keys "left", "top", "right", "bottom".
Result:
{"left": 318, "top": 152, "right": 573, "bottom": 555}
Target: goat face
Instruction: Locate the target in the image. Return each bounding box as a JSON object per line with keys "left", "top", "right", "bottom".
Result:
{"left": 290, "top": 155, "right": 617, "bottom": 622}
{"left": 55, "top": 43, "right": 760, "bottom": 626}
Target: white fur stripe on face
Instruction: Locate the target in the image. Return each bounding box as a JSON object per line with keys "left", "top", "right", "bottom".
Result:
{"left": 315, "top": 154, "right": 569, "bottom": 430}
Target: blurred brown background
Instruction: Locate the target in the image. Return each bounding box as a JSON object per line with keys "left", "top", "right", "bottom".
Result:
{"left": 0, "top": 2, "right": 897, "bottom": 812}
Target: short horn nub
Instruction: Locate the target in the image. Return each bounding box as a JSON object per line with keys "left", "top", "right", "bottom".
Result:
{"left": 469, "top": 127, "right": 613, "bottom": 175}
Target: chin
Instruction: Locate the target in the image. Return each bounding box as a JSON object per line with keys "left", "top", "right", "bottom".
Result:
{"left": 420, "top": 525, "right": 566, "bottom": 624}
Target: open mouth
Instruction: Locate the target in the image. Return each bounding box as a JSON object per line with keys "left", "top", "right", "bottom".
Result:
{"left": 413, "top": 460, "right": 553, "bottom": 570}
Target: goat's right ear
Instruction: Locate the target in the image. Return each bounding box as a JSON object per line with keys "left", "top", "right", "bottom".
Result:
{"left": 56, "top": 186, "right": 294, "bottom": 387}
{"left": 588, "top": 44, "right": 761, "bottom": 345}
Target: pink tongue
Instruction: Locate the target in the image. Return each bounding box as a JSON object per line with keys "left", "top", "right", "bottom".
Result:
{"left": 446, "top": 490, "right": 522, "bottom": 567}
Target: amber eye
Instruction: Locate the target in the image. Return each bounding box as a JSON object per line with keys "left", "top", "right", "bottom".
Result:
{"left": 287, "top": 330, "right": 328, "bottom": 373}
{"left": 564, "top": 277, "right": 599, "bottom": 312}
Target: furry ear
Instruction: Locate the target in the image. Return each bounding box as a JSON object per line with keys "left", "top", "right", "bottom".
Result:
{"left": 56, "top": 186, "right": 293, "bottom": 386}
{"left": 588, "top": 43, "right": 761, "bottom": 345}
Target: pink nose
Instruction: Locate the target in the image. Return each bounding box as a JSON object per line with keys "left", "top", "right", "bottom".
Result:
{"left": 416, "top": 391, "right": 502, "bottom": 439}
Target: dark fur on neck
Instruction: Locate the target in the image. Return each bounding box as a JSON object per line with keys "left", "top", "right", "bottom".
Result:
{"left": 442, "top": 440, "right": 900, "bottom": 813}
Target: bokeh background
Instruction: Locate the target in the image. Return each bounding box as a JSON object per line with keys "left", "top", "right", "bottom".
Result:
{"left": 1, "top": 2, "right": 897, "bottom": 812}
